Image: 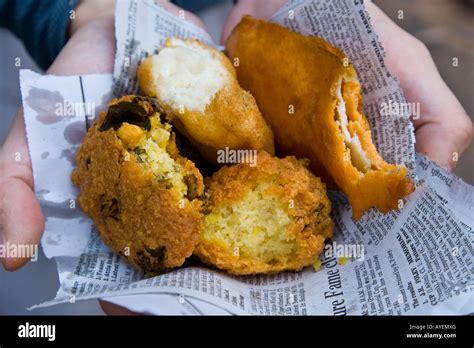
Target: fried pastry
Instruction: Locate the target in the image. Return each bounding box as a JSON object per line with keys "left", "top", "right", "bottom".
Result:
{"left": 138, "top": 38, "right": 275, "bottom": 163}
{"left": 226, "top": 16, "right": 414, "bottom": 219}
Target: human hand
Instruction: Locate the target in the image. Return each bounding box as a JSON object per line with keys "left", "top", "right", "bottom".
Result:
{"left": 222, "top": 0, "right": 473, "bottom": 170}
{"left": 0, "top": 0, "right": 206, "bottom": 271}
{"left": 221, "top": 0, "right": 288, "bottom": 44}
{"left": 0, "top": 0, "right": 116, "bottom": 272}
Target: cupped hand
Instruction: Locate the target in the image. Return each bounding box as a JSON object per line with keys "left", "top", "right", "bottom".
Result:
{"left": 0, "top": 0, "right": 206, "bottom": 271}
{"left": 222, "top": 0, "right": 473, "bottom": 170}
{"left": 0, "top": 0, "right": 117, "bottom": 272}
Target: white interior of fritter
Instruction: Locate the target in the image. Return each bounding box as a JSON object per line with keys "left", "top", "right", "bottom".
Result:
{"left": 335, "top": 78, "right": 372, "bottom": 173}
{"left": 202, "top": 182, "right": 295, "bottom": 262}
{"left": 151, "top": 38, "right": 230, "bottom": 113}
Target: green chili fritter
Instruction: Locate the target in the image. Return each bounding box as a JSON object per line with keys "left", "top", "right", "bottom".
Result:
{"left": 72, "top": 95, "right": 204, "bottom": 275}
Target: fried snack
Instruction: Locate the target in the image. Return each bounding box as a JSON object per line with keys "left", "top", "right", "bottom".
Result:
{"left": 226, "top": 16, "right": 414, "bottom": 220}
{"left": 71, "top": 96, "right": 204, "bottom": 275}
{"left": 137, "top": 38, "right": 274, "bottom": 163}
{"left": 195, "top": 151, "right": 333, "bottom": 275}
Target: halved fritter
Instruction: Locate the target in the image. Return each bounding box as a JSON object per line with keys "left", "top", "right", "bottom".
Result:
{"left": 226, "top": 16, "right": 414, "bottom": 220}
{"left": 195, "top": 151, "right": 333, "bottom": 275}
{"left": 72, "top": 96, "right": 204, "bottom": 275}
{"left": 137, "top": 37, "right": 275, "bottom": 163}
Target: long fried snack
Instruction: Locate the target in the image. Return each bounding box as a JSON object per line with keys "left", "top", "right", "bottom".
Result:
{"left": 226, "top": 16, "right": 414, "bottom": 219}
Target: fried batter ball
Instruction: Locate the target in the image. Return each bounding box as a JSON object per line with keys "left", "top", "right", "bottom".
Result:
{"left": 194, "top": 151, "right": 333, "bottom": 275}
{"left": 71, "top": 96, "right": 204, "bottom": 275}
{"left": 226, "top": 16, "right": 414, "bottom": 220}
{"left": 137, "top": 38, "right": 275, "bottom": 163}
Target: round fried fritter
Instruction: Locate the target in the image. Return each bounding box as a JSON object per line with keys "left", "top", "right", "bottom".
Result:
{"left": 71, "top": 95, "right": 204, "bottom": 275}
{"left": 195, "top": 151, "right": 333, "bottom": 275}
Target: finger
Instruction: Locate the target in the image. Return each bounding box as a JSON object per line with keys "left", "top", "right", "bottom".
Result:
{"left": 366, "top": 1, "right": 473, "bottom": 169}
{"left": 415, "top": 120, "right": 472, "bottom": 171}
{"left": 221, "top": 0, "right": 288, "bottom": 44}
{"left": 0, "top": 178, "right": 44, "bottom": 270}
{"left": 366, "top": 1, "right": 462, "bottom": 128}
{"left": 0, "top": 110, "right": 44, "bottom": 271}
{"left": 221, "top": 2, "right": 247, "bottom": 45}
{"left": 99, "top": 300, "right": 141, "bottom": 315}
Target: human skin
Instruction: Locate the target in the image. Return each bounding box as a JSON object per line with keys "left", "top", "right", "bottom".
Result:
{"left": 0, "top": 0, "right": 471, "bottom": 314}
{"left": 0, "top": 0, "right": 206, "bottom": 271}
{"left": 0, "top": 0, "right": 206, "bottom": 315}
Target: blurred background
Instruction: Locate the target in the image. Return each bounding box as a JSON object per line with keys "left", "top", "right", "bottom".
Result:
{"left": 0, "top": 0, "right": 472, "bottom": 315}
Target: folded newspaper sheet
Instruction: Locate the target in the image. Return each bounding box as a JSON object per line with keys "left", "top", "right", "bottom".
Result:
{"left": 20, "top": 0, "right": 472, "bottom": 314}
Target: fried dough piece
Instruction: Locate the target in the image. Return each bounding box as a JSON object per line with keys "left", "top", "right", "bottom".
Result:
{"left": 195, "top": 151, "right": 333, "bottom": 275}
{"left": 138, "top": 38, "right": 274, "bottom": 163}
{"left": 226, "top": 16, "right": 414, "bottom": 220}
{"left": 71, "top": 96, "right": 204, "bottom": 275}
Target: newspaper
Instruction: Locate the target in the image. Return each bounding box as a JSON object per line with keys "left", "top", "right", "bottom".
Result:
{"left": 113, "top": 0, "right": 215, "bottom": 96}
{"left": 19, "top": 0, "right": 473, "bottom": 315}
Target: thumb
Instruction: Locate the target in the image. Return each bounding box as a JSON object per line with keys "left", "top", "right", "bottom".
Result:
{"left": 415, "top": 121, "right": 473, "bottom": 171}
{"left": 221, "top": 0, "right": 288, "bottom": 45}
{"left": 0, "top": 110, "right": 44, "bottom": 271}
{"left": 221, "top": 2, "right": 248, "bottom": 45}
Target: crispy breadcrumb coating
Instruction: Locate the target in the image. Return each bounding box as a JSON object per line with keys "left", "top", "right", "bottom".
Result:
{"left": 226, "top": 16, "right": 414, "bottom": 220}
{"left": 138, "top": 38, "right": 274, "bottom": 163}
{"left": 72, "top": 96, "right": 204, "bottom": 275}
{"left": 195, "top": 151, "right": 333, "bottom": 275}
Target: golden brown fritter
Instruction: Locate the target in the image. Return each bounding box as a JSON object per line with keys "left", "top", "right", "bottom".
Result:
{"left": 195, "top": 151, "right": 333, "bottom": 275}
{"left": 71, "top": 95, "right": 204, "bottom": 275}
{"left": 137, "top": 38, "right": 274, "bottom": 164}
{"left": 226, "top": 16, "right": 414, "bottom": 220}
